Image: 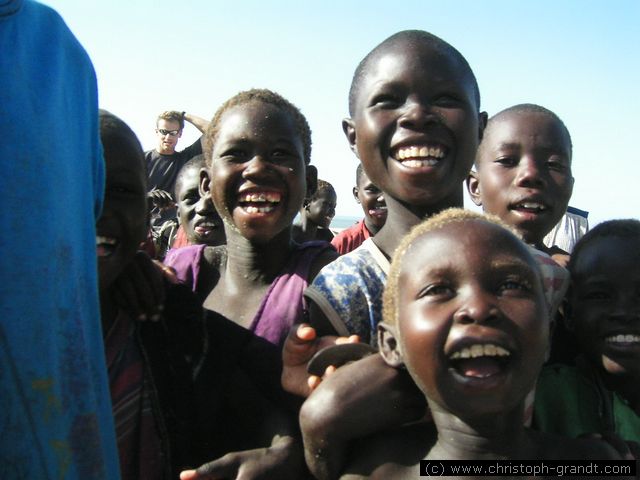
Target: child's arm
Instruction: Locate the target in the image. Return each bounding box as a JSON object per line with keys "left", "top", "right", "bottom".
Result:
{"left": 299, "top": 353, "right": 427, "bottom": 480}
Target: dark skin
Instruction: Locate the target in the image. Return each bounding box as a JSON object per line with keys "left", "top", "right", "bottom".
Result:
{"left": 200, "top": 100, "right": 337, "bottom": 329}
{"left": 293, "top": 188, "right": 337, "bottom": 243}
{"left": 567, "top": 235, "right": 640, "bottom": 414}
{"left": 467, "top": 109, "right": 574, "bottom": 262}
{"left": 312, "top": 221, "right": 624, "bottom": 479}
{"left": 353, "top": 169, "right": 386, "bottom": 235}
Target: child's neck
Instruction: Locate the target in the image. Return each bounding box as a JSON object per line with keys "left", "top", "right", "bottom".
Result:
{"left": 373, "top": 193, "right": 464, "bottom": 258}
{"left": 298, "top": 212, "right": 319, "bottom": 238}
{"left": 427, "top": 404, "right": 534, "bottom": 460}
{"left": 223, "top": 227, "right": 295, "bottom": 285}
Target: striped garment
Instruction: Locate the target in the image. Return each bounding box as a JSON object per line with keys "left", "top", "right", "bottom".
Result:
{"left": 105, "top": 311, "right": 163, "bottom": 480}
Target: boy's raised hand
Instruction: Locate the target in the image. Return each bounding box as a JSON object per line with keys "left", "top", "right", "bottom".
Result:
{"left": 281, "top": 324, "right": 360, "bottom": 398}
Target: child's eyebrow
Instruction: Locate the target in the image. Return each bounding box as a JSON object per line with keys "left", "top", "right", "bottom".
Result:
{"left": 489, "top": 258, "right": 537, "bottom": 277}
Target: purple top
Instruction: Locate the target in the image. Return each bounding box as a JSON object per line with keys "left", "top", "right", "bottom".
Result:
{"left": 164, "top": 241, "right": 333, "bottom": 346}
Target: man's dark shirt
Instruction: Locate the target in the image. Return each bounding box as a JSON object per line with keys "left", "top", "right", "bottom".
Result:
{"left": 145, "top": 137, "right": 203, "bottom": 195}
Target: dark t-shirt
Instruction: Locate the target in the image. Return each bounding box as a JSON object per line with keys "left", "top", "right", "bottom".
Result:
{"left": 145, "top": 137, "right": 203, "bottom": 195}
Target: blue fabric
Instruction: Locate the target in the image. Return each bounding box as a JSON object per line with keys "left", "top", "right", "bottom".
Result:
{"left": 306, "top": 243, "right": 387, "bottom": 346}
{"left": 0, "top": 1, "right": 120, "bottom": 478}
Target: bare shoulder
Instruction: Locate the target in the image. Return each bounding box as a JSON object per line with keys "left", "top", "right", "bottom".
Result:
{"left": 341, "top": 423, "right": 435, "bottom": 480}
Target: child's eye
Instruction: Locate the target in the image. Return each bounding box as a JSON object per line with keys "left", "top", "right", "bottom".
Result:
{"left": 546, "top": 157, "right": 569, "bottom": 173}
{"left": 495, "top": 156, "right": 518, "bottom": 167}
{"left": 583, "top": 290, "right": 611, "bottom": 301}
{"left": 370, "top": 94, "right": 400, "bottom": 108}
{"left": 499, "top": 278, "right": 531, "bottom": 294}
{"left": 432, "top": 94, "right": 462, "bottom": 107}
{"left": 418, "top": 283, "right": 454, "bottom": 299}
{"left": 221, "top": 148, "right": 248, "bottom": 161}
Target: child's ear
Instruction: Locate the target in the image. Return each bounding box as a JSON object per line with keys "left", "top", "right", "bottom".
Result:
{"left": 342, "top": 118, "right": 359, "bottom": 158}
{"left": 352, "top": 186, "right": 360, "bottom": 203}
{"left": 466, "top": 170, "right": 483, "bottom": 206}
{"left": 378, "top": 322, "right": 404, "bottom": 368}
{"left": 305, "top": 164, "right": 318, "bottom": 199}
{"left": 199, "top": 167, "right": 211, "bottom": 197}
{"left": 478, "top": 111, "right": 488, "bottom": 142}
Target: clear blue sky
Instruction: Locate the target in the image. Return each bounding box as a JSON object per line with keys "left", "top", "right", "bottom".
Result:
{"left": 43, "top": 0, "right": 639, "bottom": 225}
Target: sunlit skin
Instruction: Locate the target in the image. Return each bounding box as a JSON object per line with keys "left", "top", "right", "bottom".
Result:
{"left": 205, "top": 101, "right": 307, "bottom": 246}
{"left": 468, "top": 110, "right": 574, "bottom": 247}
{"left": 344, "top": 41, "right": 485, "bottom": 228}
{"left": 568, "top": 235, "right": 640, "bottom": 409}
{"left": 386, "top": 221, "right": 548, "bottom": 424}
{"left": 354, "top": 170, "right": 386, "bottom": 234}
{"left": 156, "top": 118, "right": 182, "bottom": 154}
{"left": 175, "top": 166, "right": 225, "bottom": 246}
{"left": 305, "top": 188, "right": 337, "bottom": 229}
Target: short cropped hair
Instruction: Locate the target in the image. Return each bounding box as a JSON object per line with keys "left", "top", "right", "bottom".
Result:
{"left": 156, "top": 110, "right": 185, "bottom": 130}
{"left": 355, "top": 163, "right": 365, "bottom": 186}
{"left": 99, "top": 109, "right": 146, "bottom": 187}
{"left": 204, "top": 88, "right": 312, "bottom": 166}
{"left": 348, "top": 30, "right": 481, "bottom": 117}
{"left": 569, "top": 219, "right": 640, "bottom": 275}
{"left": 476, "top": 104, "right": 573, "bottom": 168}
{"left": 382, "top": 208, "right": 521, "bottom": 327}
{"left": 309, "top": 178, "right": 335, "bottom": 202}
{"left": 174, "top": 154, "right": 206, "bottom": 199}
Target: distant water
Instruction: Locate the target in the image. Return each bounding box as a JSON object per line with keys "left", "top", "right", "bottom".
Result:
{"left": 331, "top": 215, "right": 361, "bottom": 230}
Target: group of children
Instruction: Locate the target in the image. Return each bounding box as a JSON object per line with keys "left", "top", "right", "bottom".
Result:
{"left": 94, "top": 28, "right": 637, "bottom": 480}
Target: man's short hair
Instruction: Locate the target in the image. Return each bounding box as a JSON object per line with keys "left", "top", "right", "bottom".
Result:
{"left": 156, "top": 110, "right": 185, "bottom": 130}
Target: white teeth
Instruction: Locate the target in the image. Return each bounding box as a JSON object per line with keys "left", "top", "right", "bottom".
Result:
{"left": 239, "top": 192, "right": 281, "bottom": 203}
{"left": 96, "top": 236, "right": 116, "bottom": 245}
{"left": 396, "top": 145, "right": 445, "bottom": 161}
{"left": 402, "top": 159, "right": 439, "bottom": 168}
{"left": 517, "top": 202, "right": 545, "bottom": 211}
{"left": 450, "top": 344, "right": 511, "bottom": 360}
{"left": 244, "top": 205, "right": 275, "bottom": 214}
{"left": 605, "top": 334, "right": 640, "bottom": 344}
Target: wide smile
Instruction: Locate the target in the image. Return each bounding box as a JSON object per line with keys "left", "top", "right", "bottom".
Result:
{"left": 392, "top": 143, "right": 448, "bottom": 169}
{"left": 448, "top": 342, "right": 513, "bottom": 379}
{"left": 237, "top": 190, "right": 283, "bottom": 215}
{"left": 368, "top": 205, "right": 388, "bottom": 218}
{"left": 602, "top": 332, "right": 640, "bottom": 354}
{"left": 96, "top": 235, "right": 119, "bottom": 258}
{"left": 509, "top": 198, "right": 550, "bottom": 218}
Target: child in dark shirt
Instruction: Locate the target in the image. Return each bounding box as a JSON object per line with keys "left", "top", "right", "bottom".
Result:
{"left": 293, "top": 178, "right": 338, "bottom": 243}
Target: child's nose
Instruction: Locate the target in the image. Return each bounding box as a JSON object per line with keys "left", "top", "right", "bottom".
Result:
{"left": 398, "top": 100, "right": 438, "bottom": 130}
{"left": 453, "top": 288, "right": 500, "bottom": 325}
{"left": 195, "top": 195, "right": 213, "bottom": 214}
{"left": 515, "top": 157, "right": 545, "bottom": 188}
{"left": 242, "top": 155, "right": 270, "bottom": 178}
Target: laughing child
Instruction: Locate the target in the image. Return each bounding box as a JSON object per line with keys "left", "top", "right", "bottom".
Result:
{"left": 306, "top": 209, "right": 626, "bottom": 479}
{"left": 534, "top": 219, "right": 640, "bottom": 444}
{"left": 466, "top": 103, "right": 574, "bottom": 267}
{"left": 331, "top": 164, "right": 387, "bottom": 254}
{"left": 99, "top": 110, "right": 305, "bottom": 480}
{"left": 301, "top": 30, "right": 487, "bottom": 346}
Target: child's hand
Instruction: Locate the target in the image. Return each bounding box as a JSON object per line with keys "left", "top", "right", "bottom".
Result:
{"left": 179, "top": 436, "right": 304, "bottom": 480}
{"left": 281, "top": 324, "right": 359, "bottom": 398}
{"left": 112, "top": 251, "right": 169, "bottom": 321}
{"left": 147, "top": 188, "right": 175, "bottom": 210}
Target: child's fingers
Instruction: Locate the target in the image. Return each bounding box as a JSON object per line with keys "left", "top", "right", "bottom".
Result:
{"left": 178, "top": 470, "right": 197, "bottom": 480}
{"left": 335, "top": 334, "right": 360, "bottom": 345}
{"left": 307, "top": 375, "right": 322, "bottom": 391}
{"left": 296, "top": 323, "right": 317, "bottom": 342}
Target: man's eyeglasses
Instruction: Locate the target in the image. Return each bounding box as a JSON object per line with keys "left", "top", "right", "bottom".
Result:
{"left": 156, "top": 129, "right": 179, "bottom": 137}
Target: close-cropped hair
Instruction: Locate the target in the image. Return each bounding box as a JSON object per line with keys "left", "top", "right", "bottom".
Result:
{"left": 476, "top": 104, "right": 572, "bottom": 169}
{"left": 568, "top": 219, "right": 640, "bottom": 275}
{"left": 382, "top": 208, "right": 521, "bottom": 327}
{"left": 348, "top": 30, "right": 481, "bottom": 118}
{"left": 100, "top": 109, "right": 145, "bottom": 173}
{"left": 174, "top": 154, "right": 206, "bottom": 199}
{"left": 310, "top": 178, "right": 335, "bottom": 201}
{"left": 204, "top": 88, "right": 312, "bottom": 166}
{"left": 355, "top": 163, "right": 364, "bottom": 186}
{"left": 156, "top": 110, "right": 185, "bottom": 130}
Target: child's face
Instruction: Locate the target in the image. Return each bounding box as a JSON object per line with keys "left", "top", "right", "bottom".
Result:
{"left": 344, "top": 41, "right": 484, "bottom": 209}
{"left": 354, "top": 171, "right": 386, "bottom": 229}
{"left": 206, "top": 101, "right": 307, "bottom": 243}
{"left": 96, "top": 135, "right": 148, "bottom": 291}
{"left": 393, "top": 221, "right": 547, "bottom": 417}
{"left": 306, "top": 189, "right": 337, "bottom": 228}
{"left": 469, "top": 111, "right": 574, "bottom": 245}
{"left": 176, "top": 167, "right": 224, "bottom": 245}
{"left": 569, "top": 236, "right": 640, "bottom": 379}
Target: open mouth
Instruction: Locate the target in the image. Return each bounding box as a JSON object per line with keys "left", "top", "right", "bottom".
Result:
{"left": 510, "top": 201, "right": 549, "bottom": 214}
{"left": 368, "top": 206, "right": 387, "bottom": 218}
{"left": 237, "top": 191, "right": 282, "bottom": 214}
{"left": 392, "top": 144, "right": 447, "bottom": 168}
{"left": 604, "top": 333, "right": 640, "bottom": 347}
{"left": 448, "top": 343, "right": 512, "bottom": 379}
{"left": 96, "top": 235, "right": 118, "bottom": 257}
{"left": 194, "top": 222, "right": 219, "bottom": 236}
